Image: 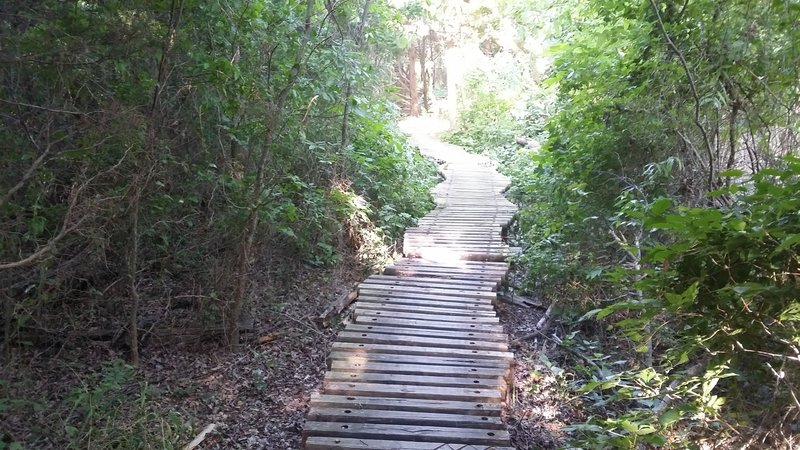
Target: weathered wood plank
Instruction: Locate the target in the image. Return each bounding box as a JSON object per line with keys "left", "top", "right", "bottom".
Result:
{"left": 354, "top": 309, "right": 500, "bottom": 323}
{"left": 303, "top": 422, "right": 510, "bottom": 446}
{"left": 357, "top": 295, "right": 497, "bottom": 311}
{"left": 328, "top": 360, "right": 509, "bottom": 378}
{"left": 321, "top": 382, "right": 503, "bottom": 402}
{"left": 354, "top": 302, "right": 497, "bottom": 317}
{"left": 308, "top": 394, "right": 502, "bottom": 416}
{"left": 392, "top": 259, "right": 510, "bottom": 269}
{"left": 327, "top": 352, "right": 511, "bottom": 369}
{"left": 363, "top": 275, "right": 497, "bottom": 290}
{"left": 331, "top": 342, "right": 513, "bottom": 360}
{"left": 357, "top": 284, "right": 497, "bottom": 300}
{"left": 305, "top": 437, "right": 514, "bottom": 450}
{"left": 306, "top": 407, "right": 504, "bottom": 429}
{"left": 357, "top": 291, "right": 497, "bottom": 306}
{"left": 351, "top": 316, "right": 504, "bottom": 333}
{"left": 323, "top": 371, "right": 506, "bottom": 389}
{"left": 337, "top": 331, "right": 508, "bottom": 351}
{"left": 343, "top": 324, "right": 507, "bottom": 342}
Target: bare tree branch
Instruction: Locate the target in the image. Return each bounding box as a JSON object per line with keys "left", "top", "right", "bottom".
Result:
{"left": 649, "top": 0, "right": 716, "bottom": 190}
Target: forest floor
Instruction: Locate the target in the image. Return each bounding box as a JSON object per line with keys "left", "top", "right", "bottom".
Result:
{"left": 4, "top": 120, "right": 576, "bottom": 449}
{"left": 498, "top": 272, "right": 579, "bottom": 450}
{"left": 3, "top": 262, "right": 364, "bottom": 449}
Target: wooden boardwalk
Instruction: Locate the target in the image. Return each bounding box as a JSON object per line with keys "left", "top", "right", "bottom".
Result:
{"left": 303, "top": 125, "right": 517, "bottom": 449}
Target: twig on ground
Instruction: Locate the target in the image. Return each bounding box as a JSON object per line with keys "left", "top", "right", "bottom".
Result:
{"left": 513, "top": 328, "right": 604, "bottom": 376}
{"left": 184, "top": 423, "right": 217, "bottom": 450}
{"left": 536, "top": 301, "right": 556, "bottom": 334}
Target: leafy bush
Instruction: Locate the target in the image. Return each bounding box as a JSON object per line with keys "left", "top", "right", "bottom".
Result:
{"left": 571, "top": 159, "right": 800, "bottom": 447}
{"left": 444, "top": 72, "right": 523, "bottom": 163}
{"left": 349, "top": 107, "right": 438, "bottom": 240}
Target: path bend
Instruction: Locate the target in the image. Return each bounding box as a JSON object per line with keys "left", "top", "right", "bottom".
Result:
{"left": 302, "top": 118, "right": 518, "bottom": 449}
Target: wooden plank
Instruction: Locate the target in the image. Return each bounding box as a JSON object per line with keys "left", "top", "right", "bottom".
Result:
{"left": 403, "top": 243, "right": 514, "bottom": 250}
{"left": 355, "top": 302, "right": 496, "bottom": 317}
{"left": 356, "top": 297, "right": 496, "bottom": 312}
{"left": 306, "top": 407, "right": 504, "bottom": 429}
{"left": 322, "top": 382, "right": 503, "bottom": 402}
{"left": 365, "top": 274, "right": 498, "bottom": 288}
{"left": 408, "top": 228, "right": 504, "bottom": 235}
{"left": 343, "top": 324, "right": 507, "bottom": 342}
{"left": 323, "top": 371, "right": 506, "bottom": 389}
{"left": 403, "top": 250, "right": 514, "bottom": 262}
{"left": 306, "top": 437, "right": 509, "bottom": 450}
{"left": 381, "top": 268, "right": 503, "bottom": 286}
{"left": 303, "top": 422, "right": 510, "bottom": 446}
{"left": 359, "top": 288, "right": 499, "bottom": 301}
{"left": 308, "top": 394, "right": 502, "bottom": 416}
{"left": 357, "top": 284, "right": 497, "bottom": 300}
{"left": 403, "top": 235, "right": 504, "bottom": 241}
{"left": 392, "top": 259, "right": 510, "bottom": 269}
{"left": 357, "top": 295, "right": 496, "bottom": 311}
{"left": 406, "top": 230, "right": 504, "bottom": 235}
{"left": 331, "top": 342, "right": 514, "bottom": 360}
{"left": 386, "top": 266, "right": 508, "bottom": 277}
{"left": 354, "top": 309, "right": 500, "bottom": 323}
{"left": 361, "top": 276, "right": 497, "bottom": 291}
{"left": 357, "top": 291, "right": 497, "bottom": 306}
{"left": 387, "top": 258, "right": 507, "bottom": 268}
{"left": 352, "top": 316, "right": 504, "bottom": 333}
{"left": 329, "top": 360, "right": 509, "bottom": 378}
{"left": 379, "top": 271, "right": 504, "bottom": 284}
{"left": 327, "top": 352, "right": 511, "bottom": 369}
{"left": 305, "top": 437, "right": 514, "bottom": 450}
{"left": 355, "top": 302, "right": 497, "bottom": 317}
{"left": 337, "top": 331, "right": 508, "bottom": 351}
{"left": 383, "top": 265, "right": 507, "bottom": 277}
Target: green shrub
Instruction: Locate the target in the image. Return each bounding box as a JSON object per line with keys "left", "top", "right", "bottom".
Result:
{"left": 62, "top": 359, "right": 192, "bottom": 449}
{"left": 571, "top": 158, "right": 800, "bottom": 448}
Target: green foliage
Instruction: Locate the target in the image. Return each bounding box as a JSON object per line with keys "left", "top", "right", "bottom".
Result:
{"left": 445, "top": 73, "right": 522, "bottom": 163}
{"left": 0, "top": 360, "right": 191, "bottom": 449}
{"left": 1, "top": 0, "right": 437, "bottom": 441}
{"left": 0, "top": 0, "right": 433, "bottom": 341}
{"left": 453, "top": 0, "right": 800, "bottom": 446}
{"left": 349, "top": 107, "right": 437, "bottom": 239}
{"left": 567, "top": 159, "right": 800, "bottom": 448}
{"left": 62, "top": 359, "right": 191, "bottom": 449}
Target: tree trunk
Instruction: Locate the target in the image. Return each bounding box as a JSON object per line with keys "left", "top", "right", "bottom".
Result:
{"left": 420, "top": 38, "right": 430, "bottom": 113}
{"left": 2, "top": 273, "right": 12, "bottom": 360}
{"left": 408, "top": 46, "right": 420, "bottom": 116}
{"left": 126, "top": 181, "right": 142, "bottom": 366}
{"left": 126, "top": 0, "right": 185, "bottom": 365}
{"left": 225, "top": 0, "right": 316, "bottom": 351}
{"left": 339, "top": 0, "right": 373, "bottom": 154}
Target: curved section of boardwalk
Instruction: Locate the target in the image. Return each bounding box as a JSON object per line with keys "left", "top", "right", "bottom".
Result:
{"left": 303, "top": 121, "right": 517, "bottom": 449}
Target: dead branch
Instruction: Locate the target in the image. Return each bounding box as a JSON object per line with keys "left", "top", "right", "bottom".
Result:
{"left": 649, "top": 0, "right": 716, "bottom": 190}
{"left": 497, "top": 292, "right": 544, "bottom": 309}
{"left": 0, "top": 184, "right": 85, "bottom": 270}
{"left": 317, "top": 288, "right": 359, "bottom": 328}
{"left": 536, "top": 301, "right": 556, "bottom": 333}
{"left": 183, "top": 423, "right": 218, "bottom": 450}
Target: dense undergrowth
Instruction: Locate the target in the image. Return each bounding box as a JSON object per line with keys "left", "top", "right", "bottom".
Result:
{"left": 448, "top": 0, "right": 800, "bottom": 448}
{"left": 0, "top": 1, "right": 436, "bottom": 447}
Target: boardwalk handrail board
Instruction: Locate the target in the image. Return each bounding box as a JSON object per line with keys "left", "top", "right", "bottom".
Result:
{"left": 302, "top": 123, "right": 518, "bottom": 449}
